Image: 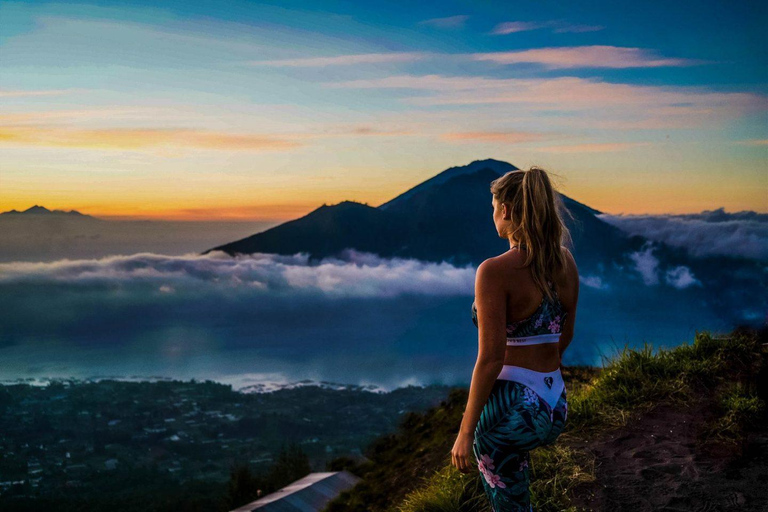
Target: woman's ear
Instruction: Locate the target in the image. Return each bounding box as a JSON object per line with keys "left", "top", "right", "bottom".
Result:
{"left": 502, "top": 203, "right": 511, "bottom": 220}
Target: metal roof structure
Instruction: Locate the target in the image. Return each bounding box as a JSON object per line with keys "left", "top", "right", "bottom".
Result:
{"left": 230, "top": 470, "right": 361, "bottom": 512}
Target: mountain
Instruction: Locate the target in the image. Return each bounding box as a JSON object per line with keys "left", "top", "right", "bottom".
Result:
{"left": 377, "top": 158, "right": 519, "bottom": 211}
{"left": 201, "top": 158, "right": 768, "bottom": 329}
{"left": 0, "top": 205, "right": 93, "bottom": 218}
{"left": 201, "top": 159, "right": 635, "bottom": 270}
{"left": 0, "top": 205, "right": 272, "bottom": 263}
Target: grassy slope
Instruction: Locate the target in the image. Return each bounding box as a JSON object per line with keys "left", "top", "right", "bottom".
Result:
{"left": 323, "top": 327, "right": 767, "bottom": 512}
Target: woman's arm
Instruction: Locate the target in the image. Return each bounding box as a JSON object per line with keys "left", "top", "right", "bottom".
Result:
{"left": 558, "top": 247, "right": 579, "bottom": 360}
{"left": 452, "top": 259, "right": 507, "bottom": 473}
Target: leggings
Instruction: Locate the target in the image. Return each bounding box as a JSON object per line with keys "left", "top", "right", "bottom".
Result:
{"left": 472, "top": 366, "right": 568, "bottom": 512}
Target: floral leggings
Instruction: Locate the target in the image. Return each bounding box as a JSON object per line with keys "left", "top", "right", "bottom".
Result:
{"left": 472, "top": 379, "right": 568, "bottom": 512}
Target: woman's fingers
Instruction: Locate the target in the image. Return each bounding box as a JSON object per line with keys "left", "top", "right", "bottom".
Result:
{"left": 451, "top": 450, "right": 474, "bottom": 473}
{"left": 454, "top": 453, "right": 465, "bottom": 473}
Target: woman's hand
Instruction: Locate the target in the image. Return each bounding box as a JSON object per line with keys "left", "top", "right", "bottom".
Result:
{"left": 451, "top": 431, "right": 475, "bottom": 473}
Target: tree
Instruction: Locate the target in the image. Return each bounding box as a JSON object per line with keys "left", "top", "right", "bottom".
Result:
{"left": 264, "top": 442, "right": 311, "bottom": 491}
{"left": 224, "top": 463, "right": 263, "bottom": 511}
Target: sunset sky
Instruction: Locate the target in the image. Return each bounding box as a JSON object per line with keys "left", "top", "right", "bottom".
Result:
{"left": 1, "top": 0, "right": 766, "bottom": 221}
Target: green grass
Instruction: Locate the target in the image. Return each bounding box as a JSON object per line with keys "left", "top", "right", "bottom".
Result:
{"left": 325, "top": 327, "right": 767, "bottom": 512}
{"left": 700, "top": 380, "right": 765, "bottom": 444}
{"left": 395, "top": 465, "right": 490, "bottom": 512}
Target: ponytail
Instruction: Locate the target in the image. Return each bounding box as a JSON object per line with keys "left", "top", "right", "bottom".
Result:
{"left": 490, "top": 166, "right": 574, "bottom": 303}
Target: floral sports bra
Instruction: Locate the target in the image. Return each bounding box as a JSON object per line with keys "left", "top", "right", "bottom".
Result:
{"left": 471, "top": 279, "right": 567, "bottom": 346}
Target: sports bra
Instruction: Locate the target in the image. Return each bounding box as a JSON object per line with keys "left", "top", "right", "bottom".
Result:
{"left": 471, "top": 279, "right": 567, "bottom": 346}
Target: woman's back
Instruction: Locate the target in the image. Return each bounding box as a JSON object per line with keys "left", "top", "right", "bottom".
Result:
{"left": 472, "top": 245, "right": 578, "bottom": 371}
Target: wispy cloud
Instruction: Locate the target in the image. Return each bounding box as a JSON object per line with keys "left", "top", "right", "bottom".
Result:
{"left": 490, "top": 21, "right": 544, "bottom": 34}
{"left": 0, "top": 126, "right": 304, "bottom": 152}
{"left": 552, "top": 23, "right": 604, "bottom": 33}
{"left": 0, "top": 123, "right": 419, "bottom": 152}
{"left": 324, "top": 75, "right": 765, "bottom": 124}
{"left": 471, "top": 46, "right": 705, "bottom": 69}
{"left": 734, "top": 139, "right": 768, "bottom": 146}
{"left": 628, "top": 242, "right": 660, "bottom": 286}
{"left": 244, "top": 45, "right": 698, "bottom": 72}
{"left": 326, "top": 126, "right": 414, "bottom": 137}
{"left": 0, "top": 108, "right": 169, "bottom": 124}
{"left": 491, "top": 19, "right": 604, "bottom": 35}
{"left": 247, "top": 52, "right": 429, "bottom": 67}
{"left": 626, "top": 241, "right": 705, "bottom": 289}
{"left": 418, "top": 15, "right": 469, "bottom": 29}
{"left": 0, "top": 88, "right": 88, "bottom": 98}
{"left": 579, "top": 274, "right": 609, "bottom": 290}
{"left": 665, "top": 266, "right": 702, "bottom": 289}
{"left": 439, "top": 131, "right": 546, "bottom": 143}
{"left": 531, "top": 142, "right": 649, "bottom": 153}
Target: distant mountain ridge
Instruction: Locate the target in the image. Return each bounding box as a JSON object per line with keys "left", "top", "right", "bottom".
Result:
{"left": 201, "top": 158, "right": 633, "bottom": 270}
{"left": 1, "top": 205, "right": 92, "bottom": 218}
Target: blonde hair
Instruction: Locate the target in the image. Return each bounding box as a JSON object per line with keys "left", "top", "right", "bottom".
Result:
{"left": 490, "top": 166, "right": 574, "bottom": 303}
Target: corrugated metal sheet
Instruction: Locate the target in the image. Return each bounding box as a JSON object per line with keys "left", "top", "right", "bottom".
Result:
{"left": 230, "top": 470, "right": 361, "bottom": 512}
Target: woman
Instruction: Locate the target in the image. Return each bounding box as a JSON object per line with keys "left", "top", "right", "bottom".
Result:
{"left": 450, "top": 166, "right": 579, "bottom": 511}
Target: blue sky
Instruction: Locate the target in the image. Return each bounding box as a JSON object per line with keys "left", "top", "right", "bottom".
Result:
{"left": 1, "top": 0, "right": 766, "bottom": 219}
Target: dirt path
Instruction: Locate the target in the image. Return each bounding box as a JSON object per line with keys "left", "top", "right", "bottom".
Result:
{"left": 567, "top": 394, "right": 768, "bottom": 511}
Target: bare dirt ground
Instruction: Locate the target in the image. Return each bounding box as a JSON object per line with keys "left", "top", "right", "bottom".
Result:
{"left": 567, "top": 393, "right": 768, "bottom": 511}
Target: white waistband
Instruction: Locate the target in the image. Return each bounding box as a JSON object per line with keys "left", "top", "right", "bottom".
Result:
{"left": 496, "top": 365, "right": 564, "bottom": 410}
{"left": 506, "top": 333, "right": 561, "bottom": 346}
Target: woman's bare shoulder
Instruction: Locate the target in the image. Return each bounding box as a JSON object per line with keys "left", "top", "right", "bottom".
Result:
{"left": 478, "top": 254, "right": 508, "bottom": 274}
{"left": 559, "top": 246, "right": 579, "bottom": 300}
{"left": 560, "top": 246, "right": 578, "bottom": 274}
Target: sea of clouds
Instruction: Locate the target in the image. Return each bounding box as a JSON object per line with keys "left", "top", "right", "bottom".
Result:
{"left": 598, "top": 208, "right": 768, "bottom": 260}
{"left": 0, "top": 249, "right": 477, "bottom": 298}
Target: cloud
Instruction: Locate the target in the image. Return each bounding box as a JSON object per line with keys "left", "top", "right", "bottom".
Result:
{"left": 439, "top": 131, "right": 546, "bottom": 143}
{"left": 552, "top": 23, "right": 604, "bottom": 34}
{"left": 0, "top": 249, "right": 483, "bottom": 388}
{"left": 324, "top": 75, "right": 765, "bottom": 126}
{"left": 0, "top": 126, "right": 304, "bottom": 152}
{"left": 471, "top": 46, "right": 705, "bottom": 69}
{"left": 418, "top": 15, "right": 469, "bottom": 29}
{"left": 0, "top": 88, "right": 88, "bottom": 98}
{"left": 0, "top": 108, "right": 174, "bottom": 124}
{"left": 247, "top": 52, "right": 429, "bottom": 67}
{"left": 0, "top": 119, "right": 416, "bottom": 154}
{"left": 579, "top": 274, "right": 609, "bottom": 289}
{"left": 490, "top": 21, "right": 545, "bottom": 35}
{"left": 665, "top": 266, "right": 702, "bottom": 289}
{"left": 490, "top": 20, "right": 604, "bottom": 35}
{"left": 628, "top": 242, "right": 660, "bottom": 285}
{"left": 734, "top": 139, "right": 768, "bottom": 146}
{"left": 599, "top": 208, "right": 768, "bottom": 260}
{"left": 245, "top": 45, "right": 701, "bottom": 72}
{"left": 531, "top": 142, "right": 649, "bottom": 153}
{"left": 0, "top": 249, "right": 476, "bottom": 298}
{"left": 626, "top": 241, "right": 703, "bottom": 289}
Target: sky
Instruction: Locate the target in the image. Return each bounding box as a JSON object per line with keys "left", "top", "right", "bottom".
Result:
{"left": 1, "top": 0, "right": 766, "bottom": 221}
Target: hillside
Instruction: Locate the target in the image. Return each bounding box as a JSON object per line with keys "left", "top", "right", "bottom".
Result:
{"left": 322, "top": 326, "right": 768, "bottom": 511}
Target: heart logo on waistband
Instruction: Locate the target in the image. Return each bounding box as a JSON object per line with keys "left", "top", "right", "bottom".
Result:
{"left": 544, "top": 377, "right": 553, "bottom": 389}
